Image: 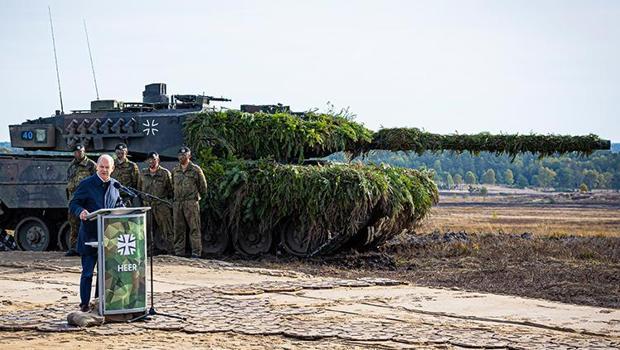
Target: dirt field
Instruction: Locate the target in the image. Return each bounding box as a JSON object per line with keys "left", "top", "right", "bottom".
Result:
{"left": 0, "top": 192, "right": 619, "bottom": 348}
{"left": 0, "top": 252, "right": 619, "bottom": 349}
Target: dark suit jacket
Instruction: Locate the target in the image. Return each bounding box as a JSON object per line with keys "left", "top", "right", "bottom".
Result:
{"left": 69, "top": 174, "right": 124, "bottom": 256}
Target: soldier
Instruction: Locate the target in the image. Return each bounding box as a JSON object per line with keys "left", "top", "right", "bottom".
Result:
{"left": 172, "top": 146, "right": 207, "bottom": 258}
{"left": 111, "top": 143, "right": 141, "bottom": 206}
{"left": 65, "top": 144, "right": 96, "bottom": 256}
{"left": 140, "top": 152, "right": 174, "bottom": 254}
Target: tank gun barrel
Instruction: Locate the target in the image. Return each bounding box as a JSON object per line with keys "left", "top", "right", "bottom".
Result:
{"left": 185, "top": 111, "right": 611, "bottom": 162}
{"left": 204, "top": 96, "right": 232, "bottom": 102}
{"left": 369, "top": 128, "right": 611, "bottom": 157}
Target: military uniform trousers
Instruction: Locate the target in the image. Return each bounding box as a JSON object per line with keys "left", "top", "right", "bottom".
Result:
{"left": 68, "top": 210, "right": 81, "bottom": 249}
{"left": 173, "top": 200, "right": 202, "bottom": 256}
{"left": 149, "top": 203, "right": 174, "bottom": 254}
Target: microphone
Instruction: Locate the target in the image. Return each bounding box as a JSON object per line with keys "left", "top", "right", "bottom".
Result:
{"left": 113, "top": 182, "right": 137, "bottom": 198}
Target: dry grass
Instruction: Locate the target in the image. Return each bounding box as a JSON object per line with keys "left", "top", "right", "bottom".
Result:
{"left": 249, "top": 232, "right": 620, "bottom": 308}
{"left": 417, "top": 195, "right": 620, "bottom": 237}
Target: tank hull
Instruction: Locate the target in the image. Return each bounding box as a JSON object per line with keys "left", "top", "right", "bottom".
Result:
{"left": 0, "top": 154, "right": 71, "bottom": 251}
{"left": 0, "top": 153, "right": 175, "bottom": 251}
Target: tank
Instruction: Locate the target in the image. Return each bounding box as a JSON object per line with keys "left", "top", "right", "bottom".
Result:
{"left": 182, "top": 110, "right": 610, "bottom": 256}
{"left": 1, "top": 83, "right": 611, "bottom": 256}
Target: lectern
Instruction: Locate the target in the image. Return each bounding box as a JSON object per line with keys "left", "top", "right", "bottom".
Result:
{"left": 85, "top": 207, "right": 150, "bottom": 316}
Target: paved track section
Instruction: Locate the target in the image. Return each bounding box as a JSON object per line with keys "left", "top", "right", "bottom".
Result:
{"left": 0, "top": 252, "right": 618, "bottom": 349}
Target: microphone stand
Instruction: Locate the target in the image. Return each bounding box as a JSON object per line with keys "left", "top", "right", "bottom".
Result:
{"left": 121, "top": 185, "right": 185, "bottom": 322}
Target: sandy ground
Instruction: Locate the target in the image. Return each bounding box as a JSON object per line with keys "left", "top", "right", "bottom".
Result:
{"left": 0, "top": 251, "right": 618, "bottom": 349}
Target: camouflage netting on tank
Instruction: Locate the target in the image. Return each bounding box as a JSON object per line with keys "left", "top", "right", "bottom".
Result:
{"left": 185, "top": 111, "right": 610, "bottom": 161}
{"left": 199, "top": 161, "right": 438, "bottom": 256}
{"left": 185, "top": 110, "right": 372, "bottom": 162}
{"left": 370, "top": 128, "right": 611, "bottom": 157}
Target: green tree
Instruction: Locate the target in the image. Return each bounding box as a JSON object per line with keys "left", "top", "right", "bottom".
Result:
{"left": 433, "top": 159, "right": 442, "bottom": 173}
{"left": 503, "top": 169, "right": 514, "bottom": 186}
{"left": 582, "top": 169, "right": 602, "bottom": 189}
{"left": 612, "top": 172, "right": 620, "bottom": 190}
{"left": 516, "top": 174, "right": 529, "bottom": 188}
{"left": 464, "top": 171, "right": 477, "bottom": 185}
{"left": 446, "top": 173, "right": 455, "bottom": 189}
{"left": 555, "top": 167, "right": 578, "bottom": 189}
{"left": 601, "top": 172, "right": 613, "bottom": 189}
{"left": 453, "top": 174, "right": 464, "bottom": 188}
{"left": 534, "top": 166, "right": 557, "bottom": 189}
{"left": 480, "top": 186, "right": 488, "bottom": 196}
{"left": 482, "top": 169, "right": 496, "bottom": 185}
{"left": 579, "top": 183, "right": 589, "bottom": 193}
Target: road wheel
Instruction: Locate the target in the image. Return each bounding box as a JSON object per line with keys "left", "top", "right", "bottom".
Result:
{"left": 202, "top": 225, "right": 229, "bottom": 256}
{"left": 15, "top": 216, "right": 51, "bottom": 251}
{"left": 279, "top": 220, "right": 325, "bottom": 257}
{"left": 57, "top": 221, "right": 71, "bottom": 251}
{"left": 232, "top": 226, "right": 272, "bottom": 257}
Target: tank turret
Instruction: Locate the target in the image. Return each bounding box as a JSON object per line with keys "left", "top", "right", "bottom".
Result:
{"left": 8, "top": 84, "right": 230, "bottom": 159}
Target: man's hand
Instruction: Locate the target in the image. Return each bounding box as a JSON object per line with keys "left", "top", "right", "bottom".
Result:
{"left": 80, "top": 209, "right": 89, "bottom": 221}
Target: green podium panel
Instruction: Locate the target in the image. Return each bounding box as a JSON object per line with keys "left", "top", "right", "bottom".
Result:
{"left": 96, "top": 209, "right": 148, "bottom": 315}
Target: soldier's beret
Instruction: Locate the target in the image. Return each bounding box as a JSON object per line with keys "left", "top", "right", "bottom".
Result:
{"left": 115, "top": 143, "right": 127, "bottom": 151}
{"left": 73, "top": 144, "right": 85, "bottom": 152}
{"left": 147, "top": 151, "right": 159, "bottom": 159}
{"left": 178, "top": 146, "right": 191, "bottom": 154}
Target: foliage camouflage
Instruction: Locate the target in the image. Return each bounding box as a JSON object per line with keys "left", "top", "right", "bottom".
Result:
{"left": 370, "top": 128, "right": 610, "bottom": 157}
{"left": 183, "top": 110, "right": 609, "bottom": 256}
{"left": 102, "top": 216, "right": 146, "bottom": 312}
{"left": 184, "top": 110, "right": 372, "bottom": 162}
{"left": 199, "top": 160, "right": 438, "bottom": 256}
{"left": 185, "top": 111, "right": 610, "bottom": 162}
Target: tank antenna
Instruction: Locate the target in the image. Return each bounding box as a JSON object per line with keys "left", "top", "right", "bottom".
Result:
{"left": 48, "top": 6, "right": 64, "bottom": 114}
{"left": 83, "top": 19, "right": 100, "bottom": 100}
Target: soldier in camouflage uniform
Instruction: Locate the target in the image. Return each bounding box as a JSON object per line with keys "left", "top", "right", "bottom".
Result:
{"left": 111, "top": 143, "right": 141, "bottom": 206}
{"left": 172, "top": 146, "right": 208, "bottom": 258}
{"left": 65, "top": 144, "right": 96, "bottom": 256}
{"left": 140, "top": 152, "right": 174, "bottom": 254}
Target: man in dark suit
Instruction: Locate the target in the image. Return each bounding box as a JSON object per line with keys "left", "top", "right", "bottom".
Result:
{"left": 69, "top": 154, "right": 124, "bottom": 312}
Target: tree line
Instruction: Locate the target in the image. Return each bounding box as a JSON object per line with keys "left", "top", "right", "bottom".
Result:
{"left": 326, "top": 147, "right": 620, "bottom": 191}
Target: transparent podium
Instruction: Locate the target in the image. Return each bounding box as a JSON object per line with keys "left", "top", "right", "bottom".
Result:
{"left": 85, "top": 207, "right": 150, "bottom": 316}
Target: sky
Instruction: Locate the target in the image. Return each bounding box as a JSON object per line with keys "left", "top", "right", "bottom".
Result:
{"left": 1, "top": 0, "right": 618, "bottom": 142}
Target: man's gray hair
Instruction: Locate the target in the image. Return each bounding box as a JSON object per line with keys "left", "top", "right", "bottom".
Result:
{"left": 97, "top": 154, "right": 115, "bottom": 165}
